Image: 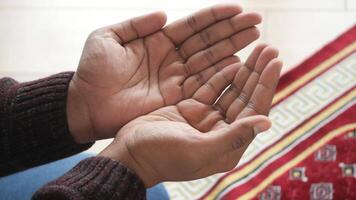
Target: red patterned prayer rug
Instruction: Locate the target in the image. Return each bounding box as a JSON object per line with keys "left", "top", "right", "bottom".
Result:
{"left": 200, "top": 26, "right": 356, "bottom": 200}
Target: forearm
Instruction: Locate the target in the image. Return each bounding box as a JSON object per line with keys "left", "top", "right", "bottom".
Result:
{"left": 32, "top": 156, "right": 146, "bottom": 200}
{"left": 0, "top": 72, "right": 93, "bottom": 176}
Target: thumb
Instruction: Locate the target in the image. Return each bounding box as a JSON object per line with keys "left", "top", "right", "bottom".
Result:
{"left": 109, "top": 11, "right": 167, "bottom": 43}
{"left": 205, "top": 115, "right": 271, "bottom": 161}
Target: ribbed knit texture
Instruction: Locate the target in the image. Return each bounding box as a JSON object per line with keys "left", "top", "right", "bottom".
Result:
{"left": 32, "top": 157, "right": 146, "bottom": 200}
{"left": 0, "top": 73, "right": 147, "bottom": 199}
{"left": 0, "top": 72, "right": 93, "bottom": 176}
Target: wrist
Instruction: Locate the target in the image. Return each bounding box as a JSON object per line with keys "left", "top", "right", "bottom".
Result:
{"left": 66, "top": 79, "right": 94, "bottom": 144}
{"left": 99, "top": 136, "right": 157, "bottom": 188}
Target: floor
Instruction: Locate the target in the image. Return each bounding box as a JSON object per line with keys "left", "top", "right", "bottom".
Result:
{"left": 0, "top": 1, "right": 355, "bottom": 198}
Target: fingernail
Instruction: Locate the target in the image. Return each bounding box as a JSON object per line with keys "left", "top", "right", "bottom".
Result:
{"left": 253, "top": 121, "right": 271, "bottom": 136}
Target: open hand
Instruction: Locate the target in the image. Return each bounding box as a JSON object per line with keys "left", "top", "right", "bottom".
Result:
{"left": 67, "top": 4, "right": 262, "bottom": 143}
{"left": 100, "top": 44, "right": 282, "bottom": 187}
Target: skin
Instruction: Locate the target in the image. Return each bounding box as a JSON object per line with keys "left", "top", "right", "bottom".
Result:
{"left": 100, "top": 44, "right": 283, "bottom": 188}
{"left": 66, "top": 4, "right": 263, "bottom": 143}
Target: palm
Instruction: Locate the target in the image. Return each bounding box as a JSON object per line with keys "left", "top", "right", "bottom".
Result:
{"left": 108, "top": 44, "right": 283, "bottom": 186}
{"left": 72, "top": 5, "right": 263, "bottom": 139}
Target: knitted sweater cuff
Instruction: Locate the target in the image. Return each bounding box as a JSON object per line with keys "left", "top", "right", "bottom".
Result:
{"left": 32, "top": 156, "right": 146, "bottom": 200}
{"left": 0, "top": 72, "right": 93, "bottom": 176}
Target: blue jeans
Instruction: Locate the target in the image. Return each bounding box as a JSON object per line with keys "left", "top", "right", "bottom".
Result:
{"left": 0, "top": 153, "right": 169, "bottom": 200}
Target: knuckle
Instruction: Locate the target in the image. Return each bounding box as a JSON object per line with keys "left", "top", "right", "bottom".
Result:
{"left": 203, "top": 49, "right": 215, "bottom": 64}
{"left": 187, "top": 15, "right": 198, "bottom": 32}
{"left": 253, "top": 69, "right": 262, "bottom": 76}
{"left": 200, "top": 30, "right": 212, "bottom": 46}
{"left": 120, "top": 22, "right": 131, "bottom": 35}
{"left": 218, "top": 70, "right": 229, "bottom": 84}
{"left": 183, "top": 62, "right": 192, "bottom": 75}
{"left": 227, "top": 18, "right": 236, "bottom": 31}
{"left": 179, "top": 47, "right": 188, "bottom": 59}
{"left": 213, "top": 64, "right": 219, "bottom": 73}
{"left": 243, "top": 64, "right": 253, "bottom": 72}
{"left": 251, "top": 70, "right": 261, "bottom": 77}
{"left": 229, "top": 84, "right": 240, "bottom": 94}
{"left": 204, "top": 82, "right": 218, "bottom": 94}
{"left": 237, "top": 92, "right": 249, "bottom": 105}
{"left": 258, "top": 82, "right": 272, "bottom": 91}
{"left": 210, "top": 7, "right": 218, "bottom": 22}
{"left": 213, "top": 106, "right": 226, "bottom": 118}
{"left": 246, "top": 100, "right": 261, "bottom": 114}
{"left": 240, "top": 123, "right": 256, "bottom": 141}
{"left": 129, "top": 20, "right": 139, "bottom": 37}
{"left": 195, "top": 73, "right": 205, "bottom": 85}
{"left": 228, "top": 36, "right": 238, "bottom": 51}
{"left": 231, "top": 135, "right": 246, "bottom": 150}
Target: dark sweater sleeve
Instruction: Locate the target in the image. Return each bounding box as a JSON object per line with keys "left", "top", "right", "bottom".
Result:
{"left": 0, "top": 73, "right": 147, "bottom": 200}
{"left": 0, "top": 72, "right": 93, "bottom": 176}
{"left": 32, "top": 156, "right": 146, "bottom": 200}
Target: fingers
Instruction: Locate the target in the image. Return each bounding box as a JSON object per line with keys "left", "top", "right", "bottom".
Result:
{"left": 202, "top": 115, "right": 271, "bottom": 165}
{"left": 225, "top": 46, "right": 279, "bottom": 123}
{"left": 182, "top": 56, "right": 240, "bottom": 98}
{"left": 237, "top": 59, "right": 283, "bottom": 119}
{"left": 192, "top": 63, "right": 239, "bottom": 105}
{"left": 179, "top": 12, "right": 262, "bottom": 60}
{"left": 182, "top": 27, "right": 260, "bottom": 76}
{"left": 163, "top": 4, "right": 242, "bottom": 46}
{"left": 109, "top": 11, "right": 167, "bottom": 44}
{"left": 215, "top": 44, "right": 268, "bottom": 113}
